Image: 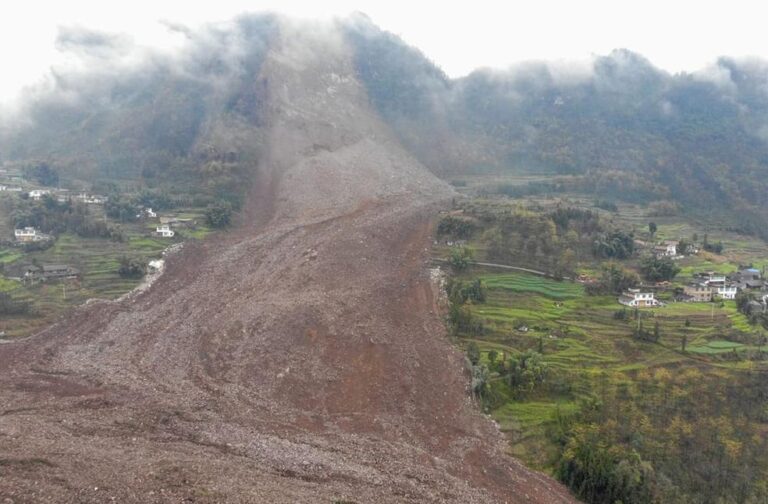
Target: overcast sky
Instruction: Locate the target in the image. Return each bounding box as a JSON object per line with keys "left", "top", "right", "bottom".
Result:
{"left": 2, "top": 0, "right": 767, "bottom": 103}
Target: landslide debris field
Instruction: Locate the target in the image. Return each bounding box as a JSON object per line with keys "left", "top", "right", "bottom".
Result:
{"left": 0, "top": 22, "right": 575, "bottom": 503}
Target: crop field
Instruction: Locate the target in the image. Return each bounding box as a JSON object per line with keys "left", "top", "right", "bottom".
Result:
{"left": 686, "top": 339, "right": 754, "bottom": 354}
{"left": 478, "top": 273, "right": 584, "bottom": 299}
{"left": 0, "top": 231, "right": 171, "bottom": 338}
{"left": 0, "top": 199, "right": 215, "bottom": 339}
{"left": 454, "top": 265, "right": 766, "bottom": 470}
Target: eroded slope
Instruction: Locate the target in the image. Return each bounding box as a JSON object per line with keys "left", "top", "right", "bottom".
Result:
{"left": 0, "top": 19, "right": 575, "bottom": 504}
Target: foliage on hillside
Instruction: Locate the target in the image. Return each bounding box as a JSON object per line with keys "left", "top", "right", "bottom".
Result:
{"left": 0, "top": 14, "right": 277, "bottom": 206}
{"left": 345, "top": 24, "right": 768, "bottom": 238}
{"left": 441, "top": 197, "right": 768, "bottom": 504}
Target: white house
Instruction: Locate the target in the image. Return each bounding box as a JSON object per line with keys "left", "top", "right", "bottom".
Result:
{"left": 0, "top": 185, "right": 7, "bottom": 191}
{"left": 716, "top": 285, "right": 738, "bottom": 300}
{"left": 137, "top": 207, "right": 157, "bottom": 219}
{"left": 705, "top": 275, "right": 727, "bottom": 287}
{"left": 654, "top": 241, "right": 678, "bottom": 258}
{"left": 14, "top": 227, "right": 43, "bottom": 242}
{"left": 619, "top": 288, "right": 660, "bottom": 307}
{"left": 75, "top": 193, "right": 106, "bottom": 205}
{"left": 155, "top": 225, "right": 175, "bottom": 238}
{"left": 28, "top": 189, "right": 51, "bottom": 200}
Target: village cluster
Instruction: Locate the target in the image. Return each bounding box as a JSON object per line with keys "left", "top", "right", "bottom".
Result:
{"left": 618, "top": 238, "right": 766, "bottom": 310}
{"left": 1, "top": 165, "right": 194, "bottom": 244}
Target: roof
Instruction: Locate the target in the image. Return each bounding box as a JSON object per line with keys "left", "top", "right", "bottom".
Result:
{"left": 42, "top": 265, "right": 70, "bottom": 271}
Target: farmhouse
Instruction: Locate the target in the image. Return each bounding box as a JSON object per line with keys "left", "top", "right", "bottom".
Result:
{"left": 704, "top": 274, "right": 727, "bottom": 287}
{"left": 136, "top": 207, "right": 157, "bottom": 219}
{"left": 75, "top": 193, "right": 107, "bottom": 205}
{"left": 159, "top": 216, "right": 194, "bottom": 228}
{"left": 619, "top": 288, "right": 660, "bottom": 307}
{"left": 654, "top": 241, "right": 678, "bottom": 258}
{"left": 715, "top": 285, "right": 738, "bottom": 300}
{"left": 683, "top": 283, "right": 712, "bottom": 302}
{"left": 28, "top": 189, "right": 51, "bottom": 200}
{"left": 155, "top": 225, "right": 175, "bottom": 238}
{"left": 14, "top": 227, "right": 46, "bottom": 242}
{"left": 731, "top": 268, "right": 764, "bottom": 291}
{"left": 25, "top": 264, "right": 80, "bottom": 282}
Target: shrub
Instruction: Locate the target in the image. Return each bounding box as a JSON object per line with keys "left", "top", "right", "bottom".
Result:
{"left": 118, "top": 256, "right": 147, "bottom": 279}
{"left": 205, "top": 201, "right": 233, "bottom": 228}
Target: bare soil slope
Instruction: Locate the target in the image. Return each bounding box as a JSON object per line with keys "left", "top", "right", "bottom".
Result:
{"left": 0, "top": 20, "right": 576, "bottom": 504}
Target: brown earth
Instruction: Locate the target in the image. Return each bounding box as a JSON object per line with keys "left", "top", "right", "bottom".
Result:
{"left": 0, "top": 20, "right": 577, "bottom": 503}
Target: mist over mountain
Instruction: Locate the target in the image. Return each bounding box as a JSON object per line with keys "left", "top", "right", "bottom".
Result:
{"left": 0, "top": 14, "right": 277, "bottom": 204}
{"left": 4, "top": 13, "right": 768, "bottom": 237}
{"left": 344, "top": 16, "right": 768, "bottom": 236}
{"left": 5, "top": 12, "right": 768, "bottom": 503}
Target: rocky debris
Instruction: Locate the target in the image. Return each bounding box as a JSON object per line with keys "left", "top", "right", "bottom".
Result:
{"left": 0, "top": 18, "right": 576, "bottom": 504}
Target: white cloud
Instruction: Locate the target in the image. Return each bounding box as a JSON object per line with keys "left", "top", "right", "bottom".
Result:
{"left": 2, "top": 0, "right": 768, "bottom": 103}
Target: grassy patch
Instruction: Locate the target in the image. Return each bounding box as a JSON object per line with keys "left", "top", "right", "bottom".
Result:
{"left": 478, "top": 273, "right": 584, "bottom": 299}
{"left": 0, "top": 248, "right": 23, "bottom": 264}
{"left": 688, "top": 340, "right": 746, "bottom": 354}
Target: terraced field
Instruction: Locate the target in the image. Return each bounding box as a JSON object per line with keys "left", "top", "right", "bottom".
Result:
{"left": 0, "top": 232, "right": 170, "bottom": 337}
{"left": 454, "top": 265, "right": 766, "bottom": 470}
{"left": 479, "top": 273, "right": 584, "bottom": 299}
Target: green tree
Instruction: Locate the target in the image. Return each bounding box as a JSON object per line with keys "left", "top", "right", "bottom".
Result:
{"left": 593, "top": 230, "right": 635, "bottom": 260}
{"left": 118, "top": 256, "right": 147, "bottom": 279}
{"left": 507, "top": 350, "right": 547, "bottom": 396}
{"left": 639, "top": 256, "right": 680, "bottom": 282}
{"left": 449, "top": 246, "right": 474, "bottom": 271}
{"left": 205, "top": 200, "right": 233, "bottom": 228}
{"left": 466, "top": 341, "right": 481, "bottom": 366}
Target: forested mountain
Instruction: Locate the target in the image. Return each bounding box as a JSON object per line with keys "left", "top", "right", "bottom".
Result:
{"left": 0, "top": 14, "right": 276, "bottom": 203}
{"left": 344, "top": 15, "right": 768, "bottom": 237}
{"left": 6, "top": 14, "right": 768, "bottom": 236}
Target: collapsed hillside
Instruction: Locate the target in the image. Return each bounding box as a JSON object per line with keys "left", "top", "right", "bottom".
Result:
{"left": 0, "top": 18, "right": 575, "bottom": 503}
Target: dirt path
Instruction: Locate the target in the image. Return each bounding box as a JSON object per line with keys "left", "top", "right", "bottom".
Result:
{"left": 0, "top": 19, "right": 577, "bottom": 504}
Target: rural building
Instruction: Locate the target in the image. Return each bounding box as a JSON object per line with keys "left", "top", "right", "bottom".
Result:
{"left": 75, "top": 193, "right": 107, "bottom": 204}
{"left": 155, "top": 225, "right": 175, "bottom": 238}
{"left": 619, "top": 289, "right": 660, "bottom": 307}
{"left": 136, "top": 207, "right": 157, "bottom": 219}
{"left": 654, "top": 241, "right": 678, "bottom": 258}
{"left": 14, "top": 227, "right": 46, "bottom": 242}
{"left": 731, "top": 269, "right": 764, "bottom": 291}
{"left": 25, "top": 264, "right": 80, "bottom": 282}
{"left": 683, "top": 283, "right": 712, "bottom": 302}
{"left": 715, "top": 285, "right": 738, "bottom": 300}
{"left": 705, "top": 274, "right": 727, "bottom": 287}
{"left": 160, "top": 216, "right": 194, "bottom": 228}
{"left": 28, "top": 189, "right": 51, "bottom": 200}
